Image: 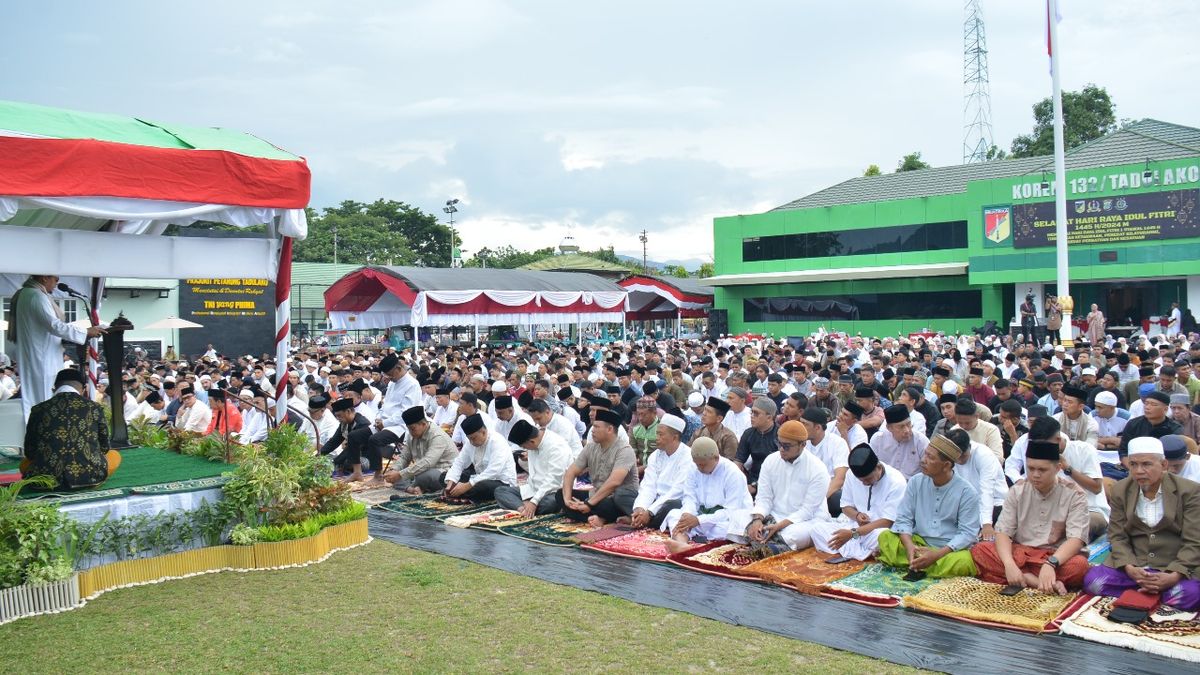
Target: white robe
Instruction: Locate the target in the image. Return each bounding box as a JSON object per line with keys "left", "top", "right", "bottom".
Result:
{"left": 811, "top": 463, "right": 907, "bottom": 560}
{"left": 663, "top": 457, "right": 753, "bottom": 539}
{"left": 12, "top": 283, "right": 86, "bottom": 420}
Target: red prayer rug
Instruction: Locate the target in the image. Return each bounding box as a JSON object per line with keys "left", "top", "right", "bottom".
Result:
{"left": 665, "top": 541, "right": 766, "bottom": 581}
{"left": 581, "top": 528, "right": 675, "bottom": 561}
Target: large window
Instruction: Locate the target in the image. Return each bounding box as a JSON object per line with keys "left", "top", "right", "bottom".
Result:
{"left": 742, "top": 221, "right": 968, "bottom": 262}
{"left": 744, "top": 290, "right": 982, "bottom": 322}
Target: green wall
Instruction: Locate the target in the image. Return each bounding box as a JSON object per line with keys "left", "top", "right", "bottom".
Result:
{"left": 717, "top": 275, "right": 1002, "bottom": 338}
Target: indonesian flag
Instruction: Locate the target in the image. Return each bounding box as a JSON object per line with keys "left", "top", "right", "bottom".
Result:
{"left": 1046, "top": 0, "right": 1063, "bottom": 74}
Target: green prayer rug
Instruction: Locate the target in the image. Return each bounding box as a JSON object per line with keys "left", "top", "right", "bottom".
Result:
{"left": 375, "top": 495, "right": 498, "bottom": 520}
{"left": 496, "top": 514, "right": 598, "bottom": 547}
{"left": 18, "top": 447, "right": 235, "bottom": 500}
{"left": 822, "top": 563, "right": 941, "bottom": 608}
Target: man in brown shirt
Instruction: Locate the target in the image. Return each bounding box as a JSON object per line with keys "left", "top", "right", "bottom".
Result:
{"left": 970, "top": 439, "right": 1090, "bottom": 593}
{"left": 693, "top": 396, "right": 739, "bottom": 460}
{"left": 558, "top": 409, "right": 640, "bottom": 526}
{"left": 1083, "top": 436, "right": 1200, "bottom": 609}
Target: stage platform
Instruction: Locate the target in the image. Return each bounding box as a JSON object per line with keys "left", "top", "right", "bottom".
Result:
{"left": 1, "top": 446, "right": 233, "bottom": 525}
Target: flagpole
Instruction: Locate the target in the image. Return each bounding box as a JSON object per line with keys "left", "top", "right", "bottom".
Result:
{"left": 1049, "top": 0, "right": 1072, "bottom": 345}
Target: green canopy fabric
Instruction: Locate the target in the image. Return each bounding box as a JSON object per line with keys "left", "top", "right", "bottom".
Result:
{"left": 0, "top": 99, "right": 299, "bottom": 160}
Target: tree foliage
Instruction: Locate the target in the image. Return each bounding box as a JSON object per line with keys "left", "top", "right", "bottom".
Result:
{"left": 464, "top": 245, "right": 556, "bottom": 269}
{"left": 895, "top": 152, "right": 931, "bottom": 173}
{"left": 661, "top": 264, "right": 691, "bottom": 278}
{"left": 863, "top": 164, "right": 882, "bottom": 177}
{"left": 697, "top": 262, "right": 714, "bottom": 279}
{"left": 1009, "top": 84, "right": 1117, "bottom": 158}
{"left": 292, "top": 199, "right": 454, "bottom": 267}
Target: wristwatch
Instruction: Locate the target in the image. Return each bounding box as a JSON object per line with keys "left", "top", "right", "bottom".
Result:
{"left": 1045, "top": 555, "right": 1060, "bottom": 569}
{"left": 1062, "top": 466, "right": 1073, "bottom": 476}
{"left": 850, "top": 526, "right": 860, "bottom": 539}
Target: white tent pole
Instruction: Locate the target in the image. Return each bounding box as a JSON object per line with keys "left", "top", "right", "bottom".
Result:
{"left": 474, "top": 315, "right": 479, "bottom": 348}
{"left": 677, "top": 308, "right": 682, "bottom": 339}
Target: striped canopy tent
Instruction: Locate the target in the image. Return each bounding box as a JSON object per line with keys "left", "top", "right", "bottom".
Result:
{"left": 324, "top": 266, "right": 627, "bottom": 342}
{"left": 619, "top": 274, "right": 714, "bottom": 321}
{"left": 0, "top": 99, "right": 310, "bottom": 421}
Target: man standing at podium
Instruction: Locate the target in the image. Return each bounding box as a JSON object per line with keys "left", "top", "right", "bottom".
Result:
{"left": 12, "top": 274, "right": 105, "bottom": 421}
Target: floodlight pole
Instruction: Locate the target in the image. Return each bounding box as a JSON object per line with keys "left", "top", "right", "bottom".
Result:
{"left": 1049, "top": 0, "right": 1073, "bottom": 345}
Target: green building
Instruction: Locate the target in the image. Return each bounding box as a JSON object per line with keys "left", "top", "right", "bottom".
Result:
{"left": 707, "top": 120, "right": 1200, "bottom": 338}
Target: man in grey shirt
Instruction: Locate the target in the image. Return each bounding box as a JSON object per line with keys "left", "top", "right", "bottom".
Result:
{"left": 384, "top": 406, "right": 459, "bottom": 494}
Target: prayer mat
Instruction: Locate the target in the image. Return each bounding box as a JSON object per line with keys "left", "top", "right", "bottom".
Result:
{"left": 17, "top": 446, "right": 234, "bottom": 499}
{"left": 0, "top": 470, "right": 21, "bottom": 486}
{"left": 1087, "top": 535, "right": 1111, "bottom": 565}
{"left": 821, "top": 563, "right": 940, "bottom": 608}
{"left": 131, "top": 475, "right": 230, "bottom": 495}
{"left": 901, "top": 576, "right": 1079, "bottom": 633}
{"left": 442, "top": 508, "right": 525, "bottom": 530}
{"left": 18, "top": 487, "right": 128, "bottom": 506}
{"left": 374, "top": 495, "right": 498, "bottom": 520}
{"left": 496, "top": 514, "right": 597, "bottom": 547}
{"left": 349, "top": 486, "right": 398, "bottom": 507}
{"left": 739, "top": 548, "right": 867, "bottom": 596}
{"left": 581, "top": 528, "right": 674, "bottom": 561}
{"left": 1060, "top": 595, "right": 1200, "bottom": 662}
{"left": 666, "top": 541, "right": 765, "bottom": 581}
{"left": 573, "top": 524, "right": 638, "bottom": 545}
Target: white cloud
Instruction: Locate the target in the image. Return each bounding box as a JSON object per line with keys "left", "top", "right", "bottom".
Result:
{"left": 354, "top": 140, "right": 455, "bottom": 171}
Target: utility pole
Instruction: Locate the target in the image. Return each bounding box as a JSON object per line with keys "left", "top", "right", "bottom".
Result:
{"left": 332, "top": 225, "right": 339, "bottom": 266}
{"left": 444, "top": 199, "right": 460, "bottom": 268}
{"left": 639, "top": 230, "right": 649, "bottom": 273}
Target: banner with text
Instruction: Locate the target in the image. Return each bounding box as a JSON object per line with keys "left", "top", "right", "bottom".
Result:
{"left": 178, "top": 277, "right": 275, "bottom": 358}
{"left": 1012, "top": 188, "right": 1199, "bottom": 249}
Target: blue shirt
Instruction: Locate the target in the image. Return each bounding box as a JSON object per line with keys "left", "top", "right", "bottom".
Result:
{"left": 890, "top": 472, "right": 979, "bottom": 552}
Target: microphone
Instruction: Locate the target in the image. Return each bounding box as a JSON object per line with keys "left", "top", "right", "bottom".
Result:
{"left": 56, "top": 282, "right": 87, "bottom": 299}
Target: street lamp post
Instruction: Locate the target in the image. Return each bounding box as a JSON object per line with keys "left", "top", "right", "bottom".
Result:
{"left": 639, "top": 230, "right": 648, "bottom": 274}
{"left": 332, "top": 225, "right": 339, "bottom": 266}
{"left": 444, "top": 199, "right": 460, "bottom": 268}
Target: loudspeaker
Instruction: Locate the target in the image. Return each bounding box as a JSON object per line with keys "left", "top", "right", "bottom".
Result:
{"left": 707, "top": 309, "right": 728, "bottom": 342}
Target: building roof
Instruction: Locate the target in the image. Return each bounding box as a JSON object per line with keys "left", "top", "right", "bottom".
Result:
{"left": 518, "top": 253, "right": 630, "bottom": 275}
{"left": 621, "top": 274, "right": 715, "bottom": 298}
{"left": 291, "top": 262, "right": 362, "bottom": 287}
{"left": 773, "top": 119, "right": 1200, "bottom": 211}
{"left": 371, "top": 266, "right": 625, "bottom": 293}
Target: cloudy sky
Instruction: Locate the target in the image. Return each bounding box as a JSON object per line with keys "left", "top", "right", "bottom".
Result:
{"left": 8, "top": 1, "right": 1198, "bottom": 264}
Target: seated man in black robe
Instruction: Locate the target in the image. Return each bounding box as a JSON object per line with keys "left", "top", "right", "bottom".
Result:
{"left": 320, "top": 398, "right": 375, "bottom": 482}
{"left": 22, "top": 368, "right": 122, "bottom": 489}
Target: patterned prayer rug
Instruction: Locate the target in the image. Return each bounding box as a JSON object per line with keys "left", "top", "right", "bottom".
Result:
{"left": 374, "top": 495, "right": 498, "bottom": 520}
{"left": 572, "top": 524, "right": 638, "bottom": 544}
{"left": 902, "top": 576, "right": 1079, "bottom": 633}
{"left": 131, "top": 475, "right": 230, "bottom": 495}
{"left": 739, "top": 548, "right": 867, "bottom": 596}
{"left": 581, "top": 528, "right": 674, "bottom": 561}
{"left": 496, "top": 514, "right": 598, "bottom": 546}
{"left": 821, "top": 563, "right": 940, "bottom": 608}
{"left": 442, "top": 508, "right": 526, "bottom": 530}
{"left": 1060, "top": 596, "right": 1200, "bottom": 662}
{"left": 666, "top": 541, "right": 765, "bottom": 581}
{"left": 18, "top": 488, "right": 129, "bottom": 505}
{"left": 1086, "top": 535, "right": 1111, "bottom": 565}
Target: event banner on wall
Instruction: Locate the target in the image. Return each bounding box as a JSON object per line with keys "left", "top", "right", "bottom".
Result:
{"left": 178, "top": 277, "right": 275, "bottom": 358}
{"left": 1010, "top": 188, "right": 1199, "bottom": 249}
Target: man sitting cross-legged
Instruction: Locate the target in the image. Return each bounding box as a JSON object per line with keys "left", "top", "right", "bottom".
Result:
{"left": 558, "top": 409, "right": 640, "bottom": 526}
{"left": 876, "top": 434, "right": 980, "bottom": 578}
{"left": 811, "top": 443, "right": 908, "bottom": 560}
{"left": 495, "top": 419, "right": 571, "bottom": 518}
{"left": 726, "top": 420, "right": 831, "bottom": 551}
{"left": 663, "top": 437, "right": 754, "bottom": 553}
{"left": 630, "top": 414, "right": 693, "bottom": 530}
{"left": 383, "top": 406, "right": 459, "bottom": 495}
{"left": 1083, "top": 436, "right": 1200, "bottom": 609}
{"left": 971, "top": 439, "right": 1090, "bottom": 595}
{"left": 443, "top": 413, "right": 518, "bottom": 503}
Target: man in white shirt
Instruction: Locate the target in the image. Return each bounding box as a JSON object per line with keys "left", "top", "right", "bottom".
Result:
{"left": 828, "top": 402, "right": 868, "bottom": 449}
{"left": 431, "top": 387, "right": 458, "bottom": 430}
{"left": 811, "top": 444, "right": 908, "bottom": 560}
{"left": 1091, "top": 390, "right": 1128, "bottom": 463}
{"left": 444, "top": 413, "right": 518, "bottom": 502}
{"left": 727, "top": 420, "right": 831, "bottom": 551}
{"left": 301, "top": 395, "right": 339, "bottom": 450}
{"left": 871, "top": 404, "right": 929, "bottom": 479}
{"left": 799, "top": 406, "right": 850, "bottom": 517}
{"left": 1164, "top": 434, "right": 1200, "bottom": 483}
{"left": 527, "top": 399, "right": 583, "bottom": 460}
{"left": 496, "top": 420, "right": 571, "bottom": 517}
{"left": 942, "top": 429, "right": 1008, "bottom": 541}
{"left": 174, "top": 385, "right": 212, "bottom": 433}
{"left": 663, "top": 436, "right": 753, "bottom": 553}
{"left": 491, "top": 396, "right": 532, "bottom": 450}
{"left": 1054, "top": 386, "right": 1099, "bottom": 447}
{"left": 130, "top": 391, "right": 165, "bottom": 425}
{"left": 631, "top": 414, "right": 693, "bottom": 530}
{"left": 1168, "top": 301, "right": 1182, "bottom": 337}
{"left": 721, "top": 387, "right": 752, "bottom": 441}
{"left": 369, "top": 354, "right": 422, "bottom": 454}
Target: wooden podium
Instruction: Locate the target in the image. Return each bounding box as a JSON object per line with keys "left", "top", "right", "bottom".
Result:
{"left": 103, "top": 314, "right": 135, "bottom": 448}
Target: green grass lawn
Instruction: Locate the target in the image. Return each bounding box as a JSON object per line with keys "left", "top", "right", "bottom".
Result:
{"left": 0, "top": 540, "right": 919, "bottom": 673}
